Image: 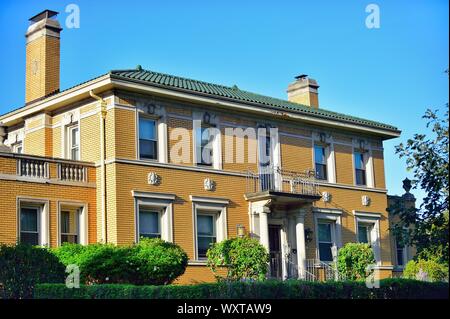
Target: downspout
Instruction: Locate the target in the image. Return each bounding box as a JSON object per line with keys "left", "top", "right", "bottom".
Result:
{"left": 89, "top": 90, "right": 108, "bottom": 243}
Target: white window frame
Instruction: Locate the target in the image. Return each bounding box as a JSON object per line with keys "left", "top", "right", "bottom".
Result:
{"left": 354, "top": 211, "right": 381, "bottom": 264}
{"left": 190, "top": 196, "right": 228, "bottom": 261}
{"left": 57, "top": 201, "right": 88, "bottom": 246}
{"left": 132, "top": 191, "right": 175, "bottom": 243}
{"left": 66, "top": 123, "right": 80, "bottom": 160}
{"left": 313, "top": 209, "right": 342, "bottom": 263}
{"left": 17, "top": 198, "right": 49, "bottom": 247}
{"left": 12, "top": 142, "right": 23, "bottom": 154}
{"left": 313, "top": 144, "right": 329, "bottom": 181}
{"left": 192, "top": 112, "right": 222, "bottom": 170}
{"left": 137, "top": 114, "right": 159, "bottom": 161}
{"left": 138, "top": 207, "right": 162, "bottom": 239}
{"left": 395, "top": 238, "right": 408, "bottom": 268}
{"left": 196, "top": 212, "right": 217, "bottom": 259}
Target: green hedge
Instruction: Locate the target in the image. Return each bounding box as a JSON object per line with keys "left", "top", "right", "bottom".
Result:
{"left": 34, "top": 279, "right": 449, "bottom": 299}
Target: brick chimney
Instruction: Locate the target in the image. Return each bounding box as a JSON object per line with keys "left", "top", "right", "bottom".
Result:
{"left": 25, "top": 10, "right": 62, "bottom": 104}
{"left": 287, "top": 74, "right": 319, "bottom": 108}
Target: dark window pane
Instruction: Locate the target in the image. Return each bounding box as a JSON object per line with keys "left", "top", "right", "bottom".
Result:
{"left": 355, "top": 169, "right": 366, "bottom": 185}
{"left": 61, "top": 234, "right": 78, "bottom": 244}
{"left": 318, "top": 223, "right": 332, "bottom": 242}
{"left": 61, "top": 211, "right": 70, "bottom": 234}
{"left": 139, "top": 210, "right": 160, "bottom": 237}
{"left": 354, "top": 152, "right": 365, "bottom": 169}
{"left": 197, "top": 236, "right": 216, "bottom": 258}
{"left": 139, "top": 140, "right": 157, "bottom": 159}
{"left": 197, "top": 127, "right": 213, "bottom": 165}
{"left": 197, "top": 215, "right": 214, "bottom": 236}
{"left": 20, "top": 208, "right": 38, "bottom": 232}
{"left": 319, "top": 243, "right": 333, "bottom": 262}
{"left": 140, "top": 233, "right": 161, "bottom": 239}
{"left": 358, "top": 225, "right": 370, "bottom": 243}
{"left": 315, "top": 163, "right": 327, "bottom": 180}
{"left": 20, "top": 232, "right": 39, "bottom": 245}
{"left": 397, "top": 249, "right": 405, "bottom": 266}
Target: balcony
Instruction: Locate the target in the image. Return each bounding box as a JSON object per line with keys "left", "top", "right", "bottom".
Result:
{"left": 0, "top": 152, "right": 94, "bottom": 186}
{"left": 245, "top": 166, "right": 321, "bottom": 202}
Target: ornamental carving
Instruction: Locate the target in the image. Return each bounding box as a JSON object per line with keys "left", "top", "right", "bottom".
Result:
{"left": 148, "top": 172, "right": 160, "bottom": 186}
{"left": 204, "top": 178, "right": 215, "bottom": 191}
{"left": 362, "top": 195, "right": 371, "bottom": 206}
{"left": 322, "top": 191, "right": 332, "bottom": 203}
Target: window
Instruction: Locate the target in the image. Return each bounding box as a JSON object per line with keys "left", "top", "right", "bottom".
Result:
{"left": 139, "top": 117, "right": 158, "bottom": 160}
{"left": 196, "top": 213, "right": 217, "bottom": 258}
{"left": 196, "top": 127, "right": 213, "bottom": 166}
{"left": 354, "top": 151, "right": 366, "bottom": 185}
{"left": 314, "top": 145, "right": 327, "bottom": 180}
{"left": 68, "top": 125, "right": 80, "bottom": 160}
{"left": 20, "top": 207, "right": 39, "bottom": 245}
{"left": 139, "top": 208, "right": 161, "bottom": 239}
{"left": 317, "top": 222, "right": 334, "bottom": 262}
{"left": 60, "top": 210, "right": 79, "bottom": 244}
{"left": 358, "top": 224, "right": 372, "bottom": 244}
{"left": 397, "top": 243, "right": 406, "bottom": 266}
{"left": 13, "top": 142, "right": 23, "bottom": 154}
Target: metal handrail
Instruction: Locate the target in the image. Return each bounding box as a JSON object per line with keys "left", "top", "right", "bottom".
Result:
{"left": 246, "top": 165, "right": 319, "bottom": 196}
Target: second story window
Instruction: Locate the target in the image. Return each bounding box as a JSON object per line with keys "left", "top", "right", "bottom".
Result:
{"left": 314, "top": 145, "right": 327, "bottom": 180}
{"left": 354, "top": 151, "right": 366, "bottom": 186}
{"left": 68, "top": 125, "right": 80, "bottom": 160}
{"left": 139, "top": 117, "right": 158, "bottom": 160}
{"left": 196, "top": 127, "right": 213, "bottom": 166}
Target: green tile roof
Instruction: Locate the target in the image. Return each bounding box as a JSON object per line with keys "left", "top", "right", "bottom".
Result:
{"left": 110, "top": 68, "right": 399, "bottom": 133}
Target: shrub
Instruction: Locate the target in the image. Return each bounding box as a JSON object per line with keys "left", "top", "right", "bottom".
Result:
{"left": 53, "top": 243, "right": 130, "bottom": 284}
{"left": 403, "top": 258, "right": 449, "bottom": 282}
{"left": 52, "top": 239, "right": 188, "bottom": 285}
{"left": 0, "top": 243, "right": 65, "bottom": 299}
{"left": 128, "top": 238, "right": 188, "bottom": 285}
{"left": 34, "top": 279, "right": 449, "bottom": 299}
{"left": 337, "top": 243, "right": 376, "bottom": 280}
{"left": 206, "top": 237, "right": 269, "bottom": 281}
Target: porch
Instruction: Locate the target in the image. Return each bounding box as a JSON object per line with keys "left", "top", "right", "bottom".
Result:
{"left": 245, "top": 166, "right": 336, "bottom": 280}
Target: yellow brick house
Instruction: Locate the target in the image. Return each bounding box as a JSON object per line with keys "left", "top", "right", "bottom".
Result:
{"left": 0, "top": 10, "right": 404, "bottom": 283}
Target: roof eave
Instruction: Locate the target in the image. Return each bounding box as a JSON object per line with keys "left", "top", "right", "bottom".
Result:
{"left": 109, "top": 74, "right": 401, "bottom": 139}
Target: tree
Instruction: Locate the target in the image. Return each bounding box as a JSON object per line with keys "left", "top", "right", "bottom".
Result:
{"left": 391, "top": 105, "right": 449, "bottom": 264}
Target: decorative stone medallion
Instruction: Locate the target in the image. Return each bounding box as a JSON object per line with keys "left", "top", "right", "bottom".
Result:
{"left": 204, "top": 178, "right": 215, "bottom": 191}
{"left": 362, "top": 195, "right": 371, "bottom": 206}
{"left": 148, "top": 172, "right": 160, "bottom": 186}
{"left": 322, "top": 191, "right": 332, "bottom": 203}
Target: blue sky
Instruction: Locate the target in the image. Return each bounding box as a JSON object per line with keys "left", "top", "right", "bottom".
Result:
{"left": 0, "top": 0, "right": 448, "bottom": 203}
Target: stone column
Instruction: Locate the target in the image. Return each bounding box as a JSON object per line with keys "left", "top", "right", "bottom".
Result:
{"left": 258, "top": 207, "right": 270, "bottom": 252}
{"left": 295, "top": 209, "right": 307, "bottom": 279}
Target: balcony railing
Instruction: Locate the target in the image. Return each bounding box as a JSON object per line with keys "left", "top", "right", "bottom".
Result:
{"left": 58, "top": 163, "right": 87, "bottom": 183}
{"left": 8, "top": 154, "right": 92, "bottom": 184}
{"left": 18, "top": 158, "right": 49, "bottom": 179}
{"left": 246, "top": 166, "right": 319, "bottom": 196}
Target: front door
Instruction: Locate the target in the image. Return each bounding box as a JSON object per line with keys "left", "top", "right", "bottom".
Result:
{"left": 268, "top": 225, "right": 282, "bottom": 279}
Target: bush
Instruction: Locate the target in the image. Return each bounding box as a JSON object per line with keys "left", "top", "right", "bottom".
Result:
{"left": 337, "top": 243, "right": 376, "bottom": 280}
{"left": 128, "top": 238, "right": 188, "bottom": 285}
{"left": 52, "top": 238, "right": 188, "bottom": 285}
{"left": 0, "top": 243, "right": 65, "bottom": 299}
{"left": 403, "top": 258, "right": 449, "bottom": 282}
{"left": 207, "top": 237, "right": 269, "bottom": 281}
{"left": 34, "top": 278, "right": 449, "bottom": 299}
{"left": 53, "top": 243, "right": 131, "bottom": 284}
